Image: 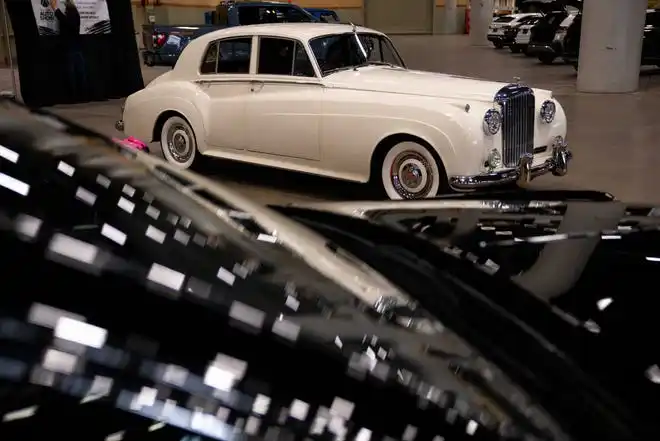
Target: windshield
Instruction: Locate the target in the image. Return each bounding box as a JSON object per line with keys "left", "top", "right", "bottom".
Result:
{"left": 321, "top": 12, "right": 340, "bottom": 22}
{"left": 494, "top": 16, "right": 515, "bottom": 23}
{"left": 237, "top": 5, "right": 317, "bottom": 25}
{"left": 309, "top": 32, "right": 405, "bottom": 76}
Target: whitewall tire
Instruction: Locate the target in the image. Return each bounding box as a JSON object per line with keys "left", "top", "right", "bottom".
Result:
{"left": 160, "top": 116, "right": 198, "bottom": 169}
{"left": 380, "top": 141, "right": 445, "bottom": 200}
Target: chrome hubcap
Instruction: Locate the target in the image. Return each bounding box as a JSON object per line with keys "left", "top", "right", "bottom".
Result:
{"left": 166, "top": 124, "right": 193, "bottom": 163}
{"left": 390, "top": 151, "right": 433, "bottom": 199}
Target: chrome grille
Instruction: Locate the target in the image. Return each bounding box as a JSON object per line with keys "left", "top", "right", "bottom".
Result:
{"left": 496, "top": 85, "right": 535, "bottom": 167}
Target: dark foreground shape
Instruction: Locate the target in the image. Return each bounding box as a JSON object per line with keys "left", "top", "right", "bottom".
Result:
{"left": 0, "top": 100, "right": 657, "bottom": 441}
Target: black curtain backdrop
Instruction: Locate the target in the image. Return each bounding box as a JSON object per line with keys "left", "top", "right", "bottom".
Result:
{"left": 5, "top": 0, "right": 144, "bottom": 107}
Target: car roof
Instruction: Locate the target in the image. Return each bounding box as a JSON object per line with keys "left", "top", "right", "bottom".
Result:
{"left": 195, "top": 22, "right": 383, "bottom": 43}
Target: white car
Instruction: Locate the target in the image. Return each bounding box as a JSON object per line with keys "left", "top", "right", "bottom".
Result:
{"left": 118, "top": 23, "right": 571, "bottom": 200}
{"left": 488, "top": 13, "right": 541, "bottom": 49}
{"left": 510, "top": 18, "right": 540, "bottom": 54}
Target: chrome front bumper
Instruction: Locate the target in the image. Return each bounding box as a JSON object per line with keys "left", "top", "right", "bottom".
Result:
{"left": 450, "top": 143, "right": 572, "bottom": 191}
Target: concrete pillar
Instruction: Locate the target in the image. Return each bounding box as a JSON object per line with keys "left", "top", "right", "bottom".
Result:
{"left": 576, "top": 0, "right": 647, "bottom": 93}
{"left": 443, "top": 0, "right": 458, "bottom": 34}
{"left": 469, "top": 0, "right": 494, "bottom": 46}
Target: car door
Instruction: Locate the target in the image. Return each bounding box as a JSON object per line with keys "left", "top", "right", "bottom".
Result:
{"left": 198, "top": 36, "right": 254, "bottom": 151}
{"left": 245, "top": 36, "right": 322, "bottom": 161}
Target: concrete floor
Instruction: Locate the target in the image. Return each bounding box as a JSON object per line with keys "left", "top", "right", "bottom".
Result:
{"left": 3, "top": 34, "right": 660, "bottom": 204}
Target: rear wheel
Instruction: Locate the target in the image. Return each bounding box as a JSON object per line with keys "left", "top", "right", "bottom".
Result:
{"left": 510, "top": 46, "right": 521, "bottom": 54}
{"left": 377, "top": 141, "right": 447, "bottom": 200}
{"left": 538, "top": 53, "right": 556, "bottom": 65}
{"left": 159, "top": 115, "right": 202, "bottom": 170}
{"left": 493, "top": 41, "right": 504, "bottom": 49}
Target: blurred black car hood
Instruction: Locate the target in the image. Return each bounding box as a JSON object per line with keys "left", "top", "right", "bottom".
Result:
{"left": 281, "top": 191, "right": 660, "bottom": 425}
{"left": 0, "top": 109, "right": 577, "bottom": 441}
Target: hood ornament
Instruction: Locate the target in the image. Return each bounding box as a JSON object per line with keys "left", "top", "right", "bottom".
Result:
{"left": 513, "top": 76, "right": 521, "bottom": 84}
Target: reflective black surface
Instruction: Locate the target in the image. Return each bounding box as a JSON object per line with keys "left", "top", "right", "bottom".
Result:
{"left": 280, "top": 197, "right": 660, "bottom": 440}
{"left": 0, "top": 102, "right": 655, "bottom": 441}
{"left": 0, "top": 104, "right": 562, "bottom": 441}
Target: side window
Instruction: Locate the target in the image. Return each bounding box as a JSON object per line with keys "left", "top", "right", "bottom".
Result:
{"left": 258, "top": 37, "right": 293, "bottom": 75}
{"left": 258, "top": 37, "right": 314, "bottom": 77}
{"left": 217, "top": 37, "right": 252, "bottom": 74}
{"left": 200, "top": 42, "right": 218, "bottom": 74}
{"left": 293, "top": 42, "right": 315, "bottom": 77}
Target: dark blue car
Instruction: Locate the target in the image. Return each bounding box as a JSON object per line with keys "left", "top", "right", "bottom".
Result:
{"left": 142, "top": 1, "right": 319, "bottom": 67}
{"left": 305, "top": 7, "right": 341, "bottom": 22}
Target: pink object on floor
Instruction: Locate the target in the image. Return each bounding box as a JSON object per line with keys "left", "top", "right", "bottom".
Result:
{"left": 113, "top": 136, "right": 149, "bottom": 152}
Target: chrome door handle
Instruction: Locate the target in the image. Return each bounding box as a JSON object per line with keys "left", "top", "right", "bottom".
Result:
{"left": 250, "top": 81, "right": 264, "bottom": 92}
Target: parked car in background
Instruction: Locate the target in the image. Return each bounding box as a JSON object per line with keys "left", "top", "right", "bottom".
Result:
{"left": 509, "top": 15, "right": 541, "bottom": 54}
{"left": 142, "top": 25, "right": 217, "bottom": 66}
{"left": 1, "top": 105, "right": 657, "bottom": 440}
{"left": 305, "top": 7, "right": 340, "bottom": 22}
{"left": 526, "top": 10, "right": 574, "bottom": 64}
{"left": 563, "top": 8, "right": 660, "bottom": 70}
{"left": 141, "top": 1, "right": 318, "bottom": 67}
{"left": 487, "top": 13, "right": 540, "bottom": 49}
{"left": 118, "top": 23, "right": 571, "bottom": 200}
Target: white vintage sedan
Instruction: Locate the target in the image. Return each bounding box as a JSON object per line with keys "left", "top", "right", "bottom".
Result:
{"left": 117, "top": 23, "right": 571, "bottom": 200}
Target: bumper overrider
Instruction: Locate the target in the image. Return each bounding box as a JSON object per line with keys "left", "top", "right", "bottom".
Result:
{"left": 449, "top": 142, "right": 572, "bottom": 190}
{"left": 527, "top": 42, "right": 561, "bottom": 56}
{"left": 488, "top": 35, "right": 514, "bottom": 45}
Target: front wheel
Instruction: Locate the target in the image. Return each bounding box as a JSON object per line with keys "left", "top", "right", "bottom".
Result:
{"left": 379, "top": 141, "right": 447, "bottom": 200}
{"left": 510, "top": 46, "right": 521, "bottom": 54}
{"left": 160, "top": 115, "right": 201, "bottom": 170}
{"left": 493, "top": 42, "right": 504, "bottom": 49}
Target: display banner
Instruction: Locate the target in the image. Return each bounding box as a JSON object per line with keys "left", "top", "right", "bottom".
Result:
{"left": 6, "top": 0, "right": 143, "bottom": 107}
{"left": 30, "top": 0, "right": 111, "bottom": 35}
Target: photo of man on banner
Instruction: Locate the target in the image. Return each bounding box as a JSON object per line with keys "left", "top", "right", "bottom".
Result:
{"left": 5, "top": 0, "right": 143, "bottom": 107}
{"left": 49, "top": 0, "right": 87, "bottom": 100}
{"left": 31, "top": 0, "right": 111, "bottom": 35}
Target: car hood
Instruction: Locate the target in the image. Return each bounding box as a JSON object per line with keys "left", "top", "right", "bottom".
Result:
{"left": 323, "top": 66, "right": 552, "bottom": 103}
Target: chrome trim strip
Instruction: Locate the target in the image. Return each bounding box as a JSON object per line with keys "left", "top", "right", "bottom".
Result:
{"left": 194, "top": 78, "right": 322, "bottom": 86}
{"left": 449, "top": 144, "right": 572, "bottom": 190}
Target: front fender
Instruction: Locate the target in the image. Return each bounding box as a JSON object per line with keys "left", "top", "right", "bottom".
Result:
{"left": 320, "top": 91, "right": 490, "bottom": 182}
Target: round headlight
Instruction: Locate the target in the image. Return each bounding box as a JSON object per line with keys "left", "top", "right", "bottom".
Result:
{"left": 483, "top": 109, "right": 502, "bottom": 135}
{"left": 540, "top": 100, "right": 556, "bottom": 123}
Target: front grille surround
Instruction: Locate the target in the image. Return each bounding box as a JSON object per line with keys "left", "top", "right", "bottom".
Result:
{"left": 496, "top": 84, "right": 535, "bottom": 167}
